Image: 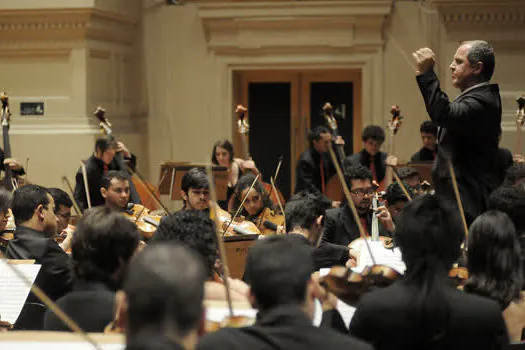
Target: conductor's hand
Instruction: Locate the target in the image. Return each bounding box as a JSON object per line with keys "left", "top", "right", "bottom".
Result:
{"left": 412, "top": 48, "right": 436, "bottom": 75}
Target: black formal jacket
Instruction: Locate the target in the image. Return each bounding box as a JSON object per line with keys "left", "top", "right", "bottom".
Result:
{"left": 73, "top": 153, "right": 137, "bottom": 212}
{"left": 198, "top": 305, "right": 373, "bottom": 350}
{"left": 348, "top": 279, "right": 509, "bottom": 350}
{"left": 410, "top": 145, "right": 438, "bottom": 162}
{"left": 320, "top": 205, "right": 392, "bottom": 266}
{"left": 345, "top": 149, "right": 387, "bottom": 183}
{"left": 417, "top": 70, "right": 503, "bottom": 221}
{"left": 294, "top": 148, "right": 335, "bottom": 207}
{"left": 43, "top": 280, "right": 115, "bottom": 332}
{"left": 6, "top": 226, "right": 73, "bottom": 302}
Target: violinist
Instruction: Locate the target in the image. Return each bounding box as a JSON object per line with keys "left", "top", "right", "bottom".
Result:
{"left": 211, "top": 139, "right": 257, "bottom": 210}
{"left": 294, "top": 126, "right": 340, "bottom": 209}
{"left": 344, "top": 125, "right": 392, "bottom": 185}
{"left": 116, "top": 243, "right": 206, "bottom": 350}
{"left": 152, "top": 210, "right": 248, "bottom": 303}
{"left": 464, "top": 211, "right": 525, "bottom": 342}
{"left": 48, "top": 188, "right": 74, "bottom": 252}
{"left": 180, "top": 167, "right": 210, "bottom": 212}
{"left": 232, "top": 173, "right": 283, "bottom": 234}
{"left": 43, "top": 207, "right": 140, "bottom": 332}
{"left": 6, "top": 185, "right": 73, "bottom": 329}
{"left": 101, "top": 170, "right": 131, "bottom": 212}
{"left": 503, "top": 163, "right": 525, "bottom": 187}
{"left": 74, "top": 138, "right": 136, "bottom": 212}
{"left": 384, "top": 182, "right": 414, "bottom": 219}
{"left": 348, "top": 195, "right": 509, "bottom": 350}
{"left": 410, "top": 120, "right": 438, "bottom": 162}
{"left": 321, "top": 165, "right": 394, "bottom": 266}
{"left": 396, "top": 167, "right": 424, "bottom": 195}
{"left": 198, "top": 235, "right": 373, "bottom": 350}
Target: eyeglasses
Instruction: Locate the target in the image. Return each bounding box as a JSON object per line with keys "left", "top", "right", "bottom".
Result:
{"left": 350, "top": 188, "right": 374, "bottom": 197}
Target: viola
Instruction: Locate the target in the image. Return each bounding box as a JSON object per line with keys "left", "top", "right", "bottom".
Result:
{"left": 124, "top": 204, "right": 162, "bottom": 240}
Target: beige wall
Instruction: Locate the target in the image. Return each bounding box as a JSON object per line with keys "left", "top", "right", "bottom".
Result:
{"left": 1, "top": 0, "right": 523, "bottom": 197}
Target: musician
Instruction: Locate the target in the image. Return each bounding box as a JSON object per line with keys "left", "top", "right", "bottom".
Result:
{"left": 74, "top": 138, "right": 136, "bottom": 212}
{"left": 43, "top": 207, "right": 140, "bottom": 332}
{"left": 231, "top": 173, "right": 283, "bottom": 234}
{"left": 344, "top": 125, "right": 390, "bottom": 185}
{"left": 101, "top": 170, "right": 131, "bottom": 212}
{"left": 410, "top": 121, "right": 438, "bottom": 162}
{"left": 198, "top": 235, "right": 373, "bottom": 350}
{"left": 348, "top": 195, "right": 509, "bottom": 349}
{"left": 6, "top": 185, "right": 73, "bottom": 329}
{"left": 321, "top": 165, "right": 394, "bottom": 266}
{"left": 180, "top": 167, "right": 210, "bottom": 211}
{"left": 414, "top": 40, "right": 503, "bottom": 223}
{"left": 397, "top": 167, "right": 423, "bottom": 194}
{"left": 384, "top": 182, "right": 414, "bottom": 219}
{"left": 153, "top": 209, "right": 248, "bottom": 302}
{"left": 284, "top": 192, "right": 340, "bottom": 269}
{"left": 464, "top": 211, "right": 525, "bottom": 342}
{"left": 118, "top": 243, "right": 206, "bottom": 350}
{"left": 503, "top": 163, "right": 525, "bottom": 187}
{"left": 211, "top": 139, "right": 257, "bottom": 210}
{"left": 294, "top": 126, "right": 340, "bottom": 209}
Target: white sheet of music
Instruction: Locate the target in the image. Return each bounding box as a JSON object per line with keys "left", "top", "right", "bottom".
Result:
{"left": 1, "top": 342, "right": 123, "bottom": 350}
{"left": 205, "top": 307, "right": 257, "bottom": 324}
{"left": 355, "top": 240, "right": 406, "bottom": 274}
{"left": 0, "top": 263, "right": 41, "bottom": 324}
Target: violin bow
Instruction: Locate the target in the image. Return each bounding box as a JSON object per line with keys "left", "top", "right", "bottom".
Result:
{"left": 270, "top": 176, "right": 286, "bottom": 230}
{"left": 61, "top": 176, "right": 83, "bottom": 217}
{"left": 327, "top": 146, "right": 377, "bottom": 265}
{"left": 225, "top": 174, "right": 260, "bottom": 236}
{"left": 0, "top": 252, "right": 102, "bottom": 350}
{"left": 205, "top": 164, "right": 234, "bottom": 318}
{"left": 80, "top": 160, "right": 92, "bottom": 210}
{"left": 448, "top": 160, "right": 469, "bottom": 242}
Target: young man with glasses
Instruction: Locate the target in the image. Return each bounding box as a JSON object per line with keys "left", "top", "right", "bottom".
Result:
{"left": 180, "top": 167, "right": 210, "bottom": 212}
{"left": 48, "top": 188, "right": 74, "bottom": 252}
{"left": 320, "top": 165, "right": 394, "bottom": 266}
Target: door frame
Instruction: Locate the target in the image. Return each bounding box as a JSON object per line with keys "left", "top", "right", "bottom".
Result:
{"left": 234, "top": 69, "right": 362, "bottom": 194}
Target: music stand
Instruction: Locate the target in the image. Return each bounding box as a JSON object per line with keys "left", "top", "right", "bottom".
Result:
{"left": 158, "top": 162, "right": 228, "bottom": 201}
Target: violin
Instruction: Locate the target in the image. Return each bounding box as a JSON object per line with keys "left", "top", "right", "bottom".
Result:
{"left": 252, "top": 207, "right": 285, "bottom": 235}
{"left": 448, "top": 266, "right": 468, "bottom": 287}
{"left": 319, "top": 265, "right": 400, "bottom": 307}
{"left": 0, "top": 320, "right": 13, "bottom": 331}
{"left": 214, "top": 205, "right": 260, "bottom": 236}
{"left": 123, "top": 203, "right": 162, "bottom": 240}
{"left": 205, "top": 315, "right": 254, "bottom": 333}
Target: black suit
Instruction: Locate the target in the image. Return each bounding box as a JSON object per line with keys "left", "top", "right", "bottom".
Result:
{"left": 320, "top": 205, "right": 392, "bottom": 266}
{"left": 73, "top": 154, "right": 137, "bottom": 212}
{"left": 410, "top": 146, "right": 437, "bottom": 162}
{"left": 345, "top": 150, "right": 387, "bottom": 183}
{"left": 43, "top": 280, "right": 115, "bottom": 332}
{"left": 348, "top": 280, "right": 509, "bottom": 350}
{"left": 6, "top": 226, "right": 73, "bottom": 303}
{"left": 294, "top": 148, "right": 335, "bottom": 207}
{"left": 417, "top": 70, "right": 503, "bottom": 222}
{"left": 198, "top": 305, "right": 373, "bottom": 350}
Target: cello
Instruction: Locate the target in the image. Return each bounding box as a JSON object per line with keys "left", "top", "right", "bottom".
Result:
{"left": 234, "top": 105, "right": 286, "bottom": 208}
{"left": 323, "top": 101, "right": 347, "bottom": 202}
{"left": 94, "top": 107, "right": 163, "bottom": 211}
{"left": 379, "top": 105, "right": 403, "bottom": 191}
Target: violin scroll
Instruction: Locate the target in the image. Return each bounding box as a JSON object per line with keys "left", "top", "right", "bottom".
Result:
{"left": 388, "top": 105, "right": 403, "bottom": 135}
{"left": 236, "top": 105, "right": 249, "bottom": 135}
{"left": 516, "top": 96, "right": 525, "bottom": 128}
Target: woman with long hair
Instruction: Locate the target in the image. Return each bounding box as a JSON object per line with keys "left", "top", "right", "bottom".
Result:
{"left": 348, "top": 195, "right": 508, "bottom": 350}
{"left": 211, "top": 139, "right": 257, "bottom": 210}
{"left": 464, "top": 210, "right": 525, "bottom": 342}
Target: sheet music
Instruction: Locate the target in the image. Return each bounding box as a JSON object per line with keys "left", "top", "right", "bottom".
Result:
{"left": 355, "top": 240, "right": 406, "bottom": 274}
{"left": 0, "top": 263, "right": 41, "bottom": 324}
{"left": 1, "top": 342, "right": 123, "bottom": 350}
{"left": 205, "top": 307, "right": 257, "bottom": 323}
